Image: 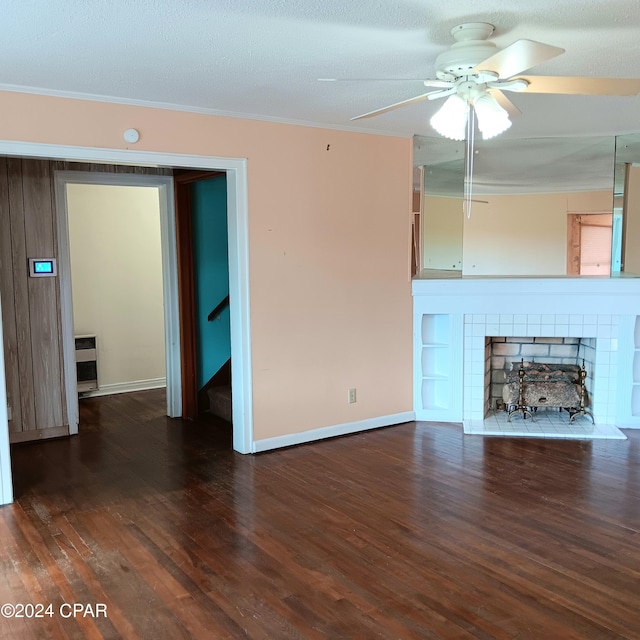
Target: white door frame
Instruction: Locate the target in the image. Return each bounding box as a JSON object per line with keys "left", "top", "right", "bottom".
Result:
{"left": 0, "top": 141, "right": 253, "bottom": 505}
{"left": 0, "top": 293, "right": 13, "bottom": 505}
{"left": 55, "top": 171, "right": 182, "bottom": 430}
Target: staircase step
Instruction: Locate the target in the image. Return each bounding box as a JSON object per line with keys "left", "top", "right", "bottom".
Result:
{"left": 207, "top": 385, "right": 232, "bottom": 423}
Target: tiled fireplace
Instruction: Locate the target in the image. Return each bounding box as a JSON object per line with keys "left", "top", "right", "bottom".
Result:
{"left": 412, "top": 277, "right": 640, "bottom": 433}
{"left": 464, "top": 313, "right": 616, "bottom": 422}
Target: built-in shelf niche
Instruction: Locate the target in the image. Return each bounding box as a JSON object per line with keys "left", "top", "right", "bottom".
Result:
{"left": 420, "top": 314, "right": 453, "bottom": 414}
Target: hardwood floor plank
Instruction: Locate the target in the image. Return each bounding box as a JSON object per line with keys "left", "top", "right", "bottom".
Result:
{"left": 0, "top": 507, "right": 94, "bottom": 639}
{"left": 50, "top": 513, "right": 142, "bottom": 640}
{"left": 117, "top": 501, "right": 312, "bottom": 640}
{"left": 66, "top": 509, "right": 197, "bottom": 640}
{"left": 3, "top": 389, "right": 640, "bottom": 638}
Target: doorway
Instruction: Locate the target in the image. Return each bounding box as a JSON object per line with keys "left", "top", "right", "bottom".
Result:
{"left": 0, "top": 144, "right": 255, "bottom": 507}
{"left": 566, "top": 213, "right": 614, "bottom": 275}
{"left": 174, "top": 171, "right": 232, "bottom": 419}
{"left": 56, "top": 172, "right": 181, "bottom": 432}
{"left": 66, "top": 182, "right": 167, "bottom": 399}
{"left": 50, "top": 157, "right": 253, "bottom": 452}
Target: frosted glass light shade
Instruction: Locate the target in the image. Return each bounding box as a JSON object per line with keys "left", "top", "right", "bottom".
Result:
{"left": 430, "top": 95, "right": 469, "bottom": 141}
{"left": 473, "top": 92, "right": 512, "bottom": 139}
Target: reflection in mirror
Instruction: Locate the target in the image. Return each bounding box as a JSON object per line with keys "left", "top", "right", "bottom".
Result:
{"left": 414, "top": 135, "right": 617, "bottom": 277}
{"left": 411, "top": 166, "right": 423, "bottom": 277}
{"left": 414, "top": 136, "right": 464, "bottom": 274}
{"left": 615, "top": 133, "right": 640, "bottom": 275}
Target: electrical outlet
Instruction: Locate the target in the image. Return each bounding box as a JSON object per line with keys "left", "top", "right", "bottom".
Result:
{"left": 348, "top": 388, "right": 357, "bottom": 404}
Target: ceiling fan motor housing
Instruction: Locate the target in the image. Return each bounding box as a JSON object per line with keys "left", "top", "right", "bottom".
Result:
{"left": 435, "top": 22, "right": 498, "bottom": 81}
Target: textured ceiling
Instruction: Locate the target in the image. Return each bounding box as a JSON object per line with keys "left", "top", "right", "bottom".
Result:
{"left": 414, "top": 135, "right": 619, "bottom": 195}
{"left": 2, "top": 0, "right": 640, "bottom": 141}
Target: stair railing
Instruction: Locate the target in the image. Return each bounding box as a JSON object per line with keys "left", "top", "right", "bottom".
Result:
{"left": 207, "top": 295, "right": 230, "bottom": 322}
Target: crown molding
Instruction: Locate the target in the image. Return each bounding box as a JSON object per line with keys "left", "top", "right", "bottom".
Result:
{"left": 0, "top": 83, "right": 412, "bottom": 139}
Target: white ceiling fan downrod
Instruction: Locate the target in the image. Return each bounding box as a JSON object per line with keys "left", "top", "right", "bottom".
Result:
{"left": 463, "top": 106, "right": 476, "bottom": 220}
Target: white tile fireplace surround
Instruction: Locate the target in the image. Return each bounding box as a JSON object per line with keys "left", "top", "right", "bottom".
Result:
{"left": 412, "top": 276, "right": 640, "bottom": 437}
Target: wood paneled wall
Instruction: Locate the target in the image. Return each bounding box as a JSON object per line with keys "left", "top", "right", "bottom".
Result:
{"left": 0, "top": 158, "right": 172, "bottom": 443}
{"left": 0, "top": 158, "right": 66, "bottom": 442}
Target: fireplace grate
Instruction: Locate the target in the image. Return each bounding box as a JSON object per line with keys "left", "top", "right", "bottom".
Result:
{"left": 505, "top": 359, "right": 594, "bottom": 424}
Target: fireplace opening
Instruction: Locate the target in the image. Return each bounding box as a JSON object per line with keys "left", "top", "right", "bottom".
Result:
{"left": 486, "top": 337, "right": 596, "bottom": 419}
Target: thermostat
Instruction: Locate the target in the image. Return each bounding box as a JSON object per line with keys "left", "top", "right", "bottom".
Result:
{"left": 28, "top": 258, "right": 57, "bottom": 277}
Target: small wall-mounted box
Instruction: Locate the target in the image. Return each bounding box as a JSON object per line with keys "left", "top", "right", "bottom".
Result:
{"left": 75, "top": 335, "right": 98, "bottom": 393}
{"left": 28, "top": 258, "right": 57, "bottom": 277}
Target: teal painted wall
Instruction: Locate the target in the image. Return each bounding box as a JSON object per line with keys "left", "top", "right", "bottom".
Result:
{"left": 191, "top": 175, "right": 230, "bottom": 388}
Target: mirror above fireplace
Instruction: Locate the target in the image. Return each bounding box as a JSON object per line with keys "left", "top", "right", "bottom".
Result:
{"left": 413, "top": 133, "right": 636, "bottom": 278}
{"left": 615, "top": 132, "right": 640, "bottom": 275}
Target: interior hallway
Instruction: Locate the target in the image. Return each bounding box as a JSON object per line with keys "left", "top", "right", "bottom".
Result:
{"left": 2, "top": 390, "right": 640, "bottom": 639}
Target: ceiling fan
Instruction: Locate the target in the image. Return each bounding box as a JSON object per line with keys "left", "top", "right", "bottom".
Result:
{"left": 328, "top": 23, "right": 640, "bottom": 140}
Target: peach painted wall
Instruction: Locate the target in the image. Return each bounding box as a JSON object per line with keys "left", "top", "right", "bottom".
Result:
{"left": 0, "top": 91, "right": 413, "bottom": 440}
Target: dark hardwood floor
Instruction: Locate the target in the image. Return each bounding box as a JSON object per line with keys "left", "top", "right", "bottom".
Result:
{"left": 2, "top": 389, "right": 640, "bottom": 639}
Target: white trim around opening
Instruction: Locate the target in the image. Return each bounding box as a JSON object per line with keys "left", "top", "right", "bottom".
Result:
{"left": 0, "top": 141, "right": 254, "bottom": 505}
{"left": 55, "top": 171, "right": 182, "bottom": 430}
{"left": 0, "top": 293, "right": 13, "bottom": 505}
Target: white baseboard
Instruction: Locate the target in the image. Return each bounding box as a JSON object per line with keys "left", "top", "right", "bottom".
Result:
{"left": 81, "top": 377, "right": 166, "bottom": 398}
{"left": 252, "top": 411, "right": 415, "bottom": 453}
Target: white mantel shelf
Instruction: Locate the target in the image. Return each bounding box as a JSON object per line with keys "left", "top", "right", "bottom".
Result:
{"left": 412, "top": 275, "right": 640, "bottom": 430}
{"left": 412, "top": 275, "right": 640, "bottom": 314}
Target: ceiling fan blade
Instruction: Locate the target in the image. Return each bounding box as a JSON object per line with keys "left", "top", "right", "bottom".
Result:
{"left": 517, "top": 75, "right": 640, "bottom": 95}
{"left": 474, "top": 39, "right": 565, "bottom": 79}
{"left": 488, "top": 89, "right": 521, "bottom": 117}
{"left": 318, "top": 78, "right": 452, "bottom": 88}
{"left": 425, "top": 87, "right": 457, "bottom": 100}
{"left": 423, "top": 80, "right": 455, "bottom": 88}
{"left": 350, "top": 92, "right": 439, "bottom": 120}
{"left": 319, "top": 78, "right": 423, "bottom": 82}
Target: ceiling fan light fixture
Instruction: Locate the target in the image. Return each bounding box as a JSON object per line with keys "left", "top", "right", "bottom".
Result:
{"left": 430, "top": 94, "right": 469, "bottom": 140}
{"left": 473, "top": 92, "right": 512, "bottom": 139}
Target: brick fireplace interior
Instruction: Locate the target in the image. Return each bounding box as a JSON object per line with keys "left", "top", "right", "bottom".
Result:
{"left": 486, "top": 336, "right": 596, "bottom": 415}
